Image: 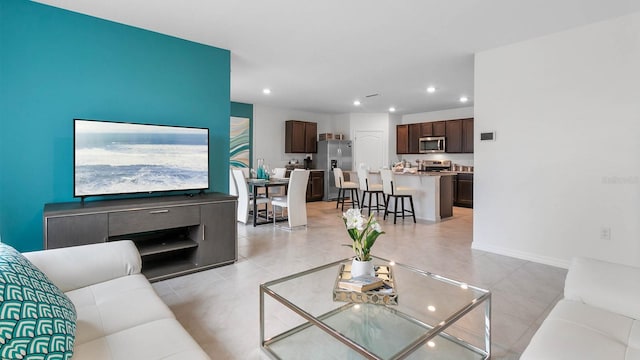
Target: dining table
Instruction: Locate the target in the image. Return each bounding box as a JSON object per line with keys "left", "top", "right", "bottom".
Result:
{"left": 247, "top": 178, "right": 289, "bottom": 226}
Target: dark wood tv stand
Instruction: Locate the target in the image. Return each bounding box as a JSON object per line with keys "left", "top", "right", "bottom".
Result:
{"left": 43, "top": 193, "right": 237, "bottom": 281}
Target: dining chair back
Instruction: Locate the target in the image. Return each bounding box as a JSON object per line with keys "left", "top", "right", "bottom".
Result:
{"left": 272, "top": 168, "right": 287, "bottom": 179}
{"left": 380, "top": 169, "right": 416, "bottom": 224}
{"left": 357, "top": 166, "right": 385, "bottom": 215}
{"left": 229, "top": 169, "right": 238, "bottom": 197}
{"left": 269, "top": 167, "right": 288, "bottom": 197}
{"left": 271, "top": 169, "right": 310, "bottom": 229}
{"left": 333, "top": 168, "right": 360, "bottom": 211}
{"left": 233, "top": 169, "right": 268, "bottom": 224}
{"left": 380, "top": 169, "right": 394, "bottom": 195}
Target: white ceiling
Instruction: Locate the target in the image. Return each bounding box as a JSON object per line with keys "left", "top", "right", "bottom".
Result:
{"left": 34, "top": 0, "right": 640, "bottom": 115}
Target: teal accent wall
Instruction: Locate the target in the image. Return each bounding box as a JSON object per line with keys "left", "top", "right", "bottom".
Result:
{"left": 230, "top": 102, "right": 253, "bottom": 120}
{"left": 0, "top": 0, "right": 231, "bottom": 251}
{"left": 230, "top": 102, "right": 254, "bottom": 169}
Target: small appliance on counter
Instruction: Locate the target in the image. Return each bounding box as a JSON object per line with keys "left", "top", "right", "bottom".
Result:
{"left": 303, "top": 155, "right": 312, "bottom": 169}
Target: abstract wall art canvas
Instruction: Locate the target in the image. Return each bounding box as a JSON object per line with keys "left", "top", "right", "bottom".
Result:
{"left": 230, "top": 116, "right": 250, "bottom": 169}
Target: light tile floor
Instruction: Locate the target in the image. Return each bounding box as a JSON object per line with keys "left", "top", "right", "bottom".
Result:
{"left": 152, "top": 201, "right": 567, "bottom": 359}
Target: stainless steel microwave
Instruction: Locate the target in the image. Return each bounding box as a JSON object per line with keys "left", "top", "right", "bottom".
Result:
{"left": 419, "top": 136, "right": 446, "bottom": 153}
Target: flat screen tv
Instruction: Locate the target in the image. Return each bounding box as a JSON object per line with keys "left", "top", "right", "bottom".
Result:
{"left": 74, "top": 119, "right": 209, "bottom": 198}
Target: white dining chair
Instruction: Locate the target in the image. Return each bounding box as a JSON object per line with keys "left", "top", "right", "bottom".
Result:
{"left": 333, "top": 168, "right": 359, "bottom": 211}
{"left": 357, "top": 166, "right": 385, "bottom": 216}
{"left": 268, "top": 167, "right": 288, "bottom": 198}
{"left": 272, "top": 167, "right": 287, "bottom": 179}
{"left": 271, "top": 169, "right": 310, "bottom": 229}
{"left": 229, "top": 169, "right": 238, "bottom": 197}
{"left": 380, "top": 169, "right": 416, "bottom": 224}
{"left": 233, "top": 169, "right": 269, "bottom": 224}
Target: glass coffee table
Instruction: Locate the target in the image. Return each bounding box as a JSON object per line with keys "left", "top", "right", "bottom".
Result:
{"left": 260, "top": 256, "right": 491, "bottom": 359}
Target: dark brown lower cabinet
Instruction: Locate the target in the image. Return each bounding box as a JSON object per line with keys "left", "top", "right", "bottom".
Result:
{"left": 439, "top": 176, "right": 453, "bottom": 218}
{"left": 454, "top": 173, "right": 473, "bottom": 208}
{"left": 306, "top": 170, "right": 324, "bottom": 202}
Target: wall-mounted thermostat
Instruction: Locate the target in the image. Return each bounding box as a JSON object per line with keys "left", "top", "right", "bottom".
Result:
{"left": 480, "top": 132, "right": 496, "bottom": 141}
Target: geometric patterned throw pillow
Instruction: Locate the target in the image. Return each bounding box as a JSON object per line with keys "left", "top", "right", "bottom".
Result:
{"left": 0, "top": 243, "right": 76, "bottom": 360}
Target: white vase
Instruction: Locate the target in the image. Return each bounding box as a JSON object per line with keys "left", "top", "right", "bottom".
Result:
{"left": 351, "top": 258, "right": 375, "bottom": 278}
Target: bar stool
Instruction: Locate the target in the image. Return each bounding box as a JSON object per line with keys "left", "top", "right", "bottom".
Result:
{"left": 357, "top": 166, "right": 385, "bottom": 216}
{"left": 333, "top": 168, "right": 360, "bottom": 211}
{"left": 380, "top": 169, "right": 416, "bottom": 224}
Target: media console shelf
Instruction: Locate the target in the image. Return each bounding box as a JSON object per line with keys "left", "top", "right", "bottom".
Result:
{"left": 43, "top": 193, "right": 237, "bottom": 281}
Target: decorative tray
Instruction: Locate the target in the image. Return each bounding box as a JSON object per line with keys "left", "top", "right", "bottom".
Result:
{"left": 333, "top": 262, "right": 398, "bottom": 305}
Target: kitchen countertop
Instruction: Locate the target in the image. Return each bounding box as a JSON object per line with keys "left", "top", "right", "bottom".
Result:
{"left": 393, "top": 170, "right": 457, "bottom": 176}
{"left": 368, "top": 169, "right": 472, "bottom": 176}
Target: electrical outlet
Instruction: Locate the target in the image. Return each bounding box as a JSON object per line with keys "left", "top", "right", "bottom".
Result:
{"left": 600, "top": 226, "right": 611, "bottom": 241}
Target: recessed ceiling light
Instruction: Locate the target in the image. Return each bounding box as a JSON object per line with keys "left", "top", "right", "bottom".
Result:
{"left": 459, "top": 96, "right": 468, "bottom": 103}
{"left": 263, "top": 88, "right": 271, "bottom": 95}
{"left": 427, "top": 86, "right": 436, "bottom": 93}
{"left": 353, "top": 100, "right": 361, "bottom": 106}
{"left": 389, "top": 107, "right": 396, "bottom": 112}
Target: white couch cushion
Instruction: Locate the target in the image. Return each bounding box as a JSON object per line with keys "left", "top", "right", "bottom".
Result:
{"left": 74, "top": 318, "right": 210, "bottom": 360}
{"left": 522, "top": 299, "right": 634, "bottom": 360}
{"left": 564, "top": 257, "right": 640, "bottom": 320}
{"left": 66, "top": 274, "right": 175, "bottom": 345}
{"left": 628, "top": 321, "right": 640, "bottom": 359}
{"left": 24, "top": 241, "right": 142, "bottom": 293}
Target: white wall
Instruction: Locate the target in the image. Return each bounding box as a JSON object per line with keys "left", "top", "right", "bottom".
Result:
{"left": 389, "top": 113, "right": 402, "bottom": 166}
{"left": 252, "top": 105, "right": 333, "bottom": 168}
{"left": 349, "top": 113, "right": 391, "bottom": 169}
{"left": 400, "top": 107, "right": 475, "bottom": 166}
{"left": 330, "top": 113, "right": 351, "bottom": 139}
{"left": 473, "top": 12, "right": 640, "bottom": 268}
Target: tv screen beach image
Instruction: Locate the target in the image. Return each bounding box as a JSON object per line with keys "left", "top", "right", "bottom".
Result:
{"left": 74, "top": 120, "right": 209, "bottom": 197}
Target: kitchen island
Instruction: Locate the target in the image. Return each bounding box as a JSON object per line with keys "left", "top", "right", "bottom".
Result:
{"left": 369, "top": 170, "right": 455, "bottom": 222}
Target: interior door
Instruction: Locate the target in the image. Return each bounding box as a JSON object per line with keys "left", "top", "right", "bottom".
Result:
{"left": 354, "top": 130, "right": 385, "bottom": 171}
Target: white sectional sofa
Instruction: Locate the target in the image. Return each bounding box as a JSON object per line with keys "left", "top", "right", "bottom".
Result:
{"left": 521, "top": 257, "right": 640, "bottom": 360}
{"left": 23, "top": 240, "right": 210, "bottom": 359}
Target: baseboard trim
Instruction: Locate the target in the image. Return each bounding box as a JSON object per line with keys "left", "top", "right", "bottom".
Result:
{"left": 471, "top": 242, "right": 571, "bottom": 269}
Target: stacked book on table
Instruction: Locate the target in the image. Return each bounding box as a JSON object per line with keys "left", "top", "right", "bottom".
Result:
{"left": 333, "top": 263, "right": 398, "bottom": 305}
{"left": 337, "top": 274, "right": 385, "bottom": 292}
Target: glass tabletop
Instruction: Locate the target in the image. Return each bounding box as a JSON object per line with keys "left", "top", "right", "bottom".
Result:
{"left": 260, "top": 256, "right": 491, "bottom": 359}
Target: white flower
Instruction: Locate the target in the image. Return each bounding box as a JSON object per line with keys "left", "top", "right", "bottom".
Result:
{"left": 370, "top": 221, "right": 382, "bottom": 233}
{"left": 343, "top": 208, "right": 361, "bottom": 219}
{"left": 342, "top": 208, "right": 384, "bottom": 261}
{"left": 343, "top": 208, "right": 363, "bottom": 230}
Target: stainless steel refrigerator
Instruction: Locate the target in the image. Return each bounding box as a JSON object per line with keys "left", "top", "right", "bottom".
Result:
{"left": 316, "top": 140, "right": 353, "bottom": 201}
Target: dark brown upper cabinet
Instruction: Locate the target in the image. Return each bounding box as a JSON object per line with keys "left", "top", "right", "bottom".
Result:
{"left": 462, "top": 118, "right": 474, "bottom": 153}
{"left": 445, "top": 119, "right": 463, "bottom": 153}
{"left": 445, "top": 118, "right": 474, "bottom": 153}
{"left": 396, "top": 124, "right": 409, "bottom": 154}
{"left": 408, "top": 123, "right": 421, "bottom": 154}
{"left": 395, "top": 118, "right": 474, "bottom": 154}
{"left": 420, "top": 122, "right": 433, "bottom": 137}
{"left": 285, "top": 120, "right": 317, "bottom": 153}
{"left": 305, "top": 121, "right": 317, "bottom": 153}
{"left": 432, "top": 121, "right": 446, "bottom": 137}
